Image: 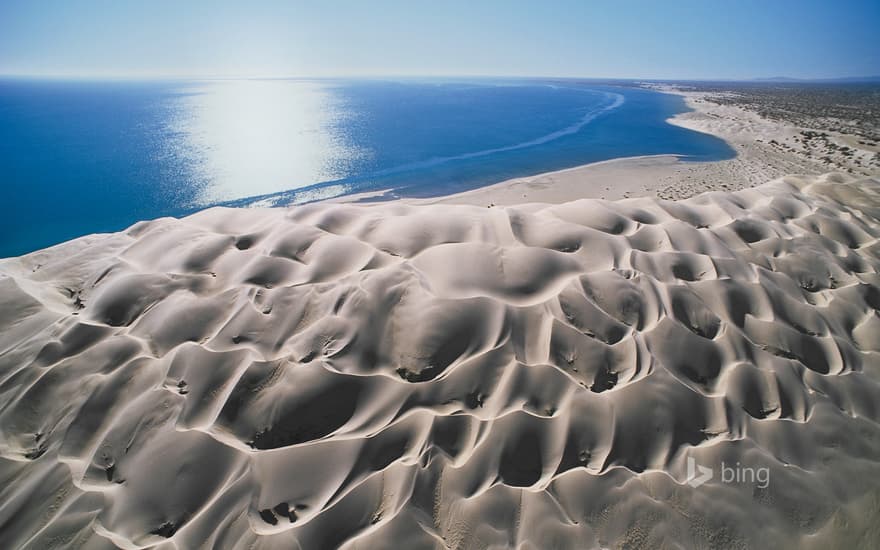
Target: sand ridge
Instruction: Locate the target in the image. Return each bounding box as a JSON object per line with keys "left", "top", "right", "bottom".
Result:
{"left": 1, "top": 173, "right": 880, "bottom": 548}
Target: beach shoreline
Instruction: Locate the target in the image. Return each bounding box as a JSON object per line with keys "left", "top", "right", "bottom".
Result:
{"left": 335, "top": 84, "right": 876, "bottom": 208}
{"left": 2, "top": 81, "right": 880, "bottom": 548}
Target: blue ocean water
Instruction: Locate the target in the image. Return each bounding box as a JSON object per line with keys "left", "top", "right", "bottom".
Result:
{"left": 0, "top": 78, "right": 734, "bottom": 257}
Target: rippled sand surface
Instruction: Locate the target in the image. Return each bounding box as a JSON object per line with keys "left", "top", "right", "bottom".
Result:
{"left": 1, "top": 173, "right": 879, "bottom": 549}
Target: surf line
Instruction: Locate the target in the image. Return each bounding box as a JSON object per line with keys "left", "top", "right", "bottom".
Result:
{"left": 230, "top": 89, "right": 626, "bottom": 207}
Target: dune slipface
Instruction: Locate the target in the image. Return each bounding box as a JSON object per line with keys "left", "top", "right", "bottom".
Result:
{"left": 1, "top": 173, "right": 880, "bottom": 549}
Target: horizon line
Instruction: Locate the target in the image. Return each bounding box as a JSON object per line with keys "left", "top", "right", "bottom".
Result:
{"left": 1, "top": 72, "right": 879, "bottom": 83}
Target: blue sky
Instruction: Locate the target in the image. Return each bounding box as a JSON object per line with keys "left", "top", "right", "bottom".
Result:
{"left": 1, "top": 0, "right": 878, "bottom": 79}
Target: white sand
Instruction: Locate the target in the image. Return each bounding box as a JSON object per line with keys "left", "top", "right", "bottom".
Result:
{"left": 379, "top": 86, "right": 877, "bottom": 209}
{"left": 2, "top": 173, "right": 880, "bottom": 548}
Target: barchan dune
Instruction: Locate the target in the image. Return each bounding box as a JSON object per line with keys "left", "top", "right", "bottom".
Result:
{"left": 2, "top": 173, "right": 880, "bottom": 549}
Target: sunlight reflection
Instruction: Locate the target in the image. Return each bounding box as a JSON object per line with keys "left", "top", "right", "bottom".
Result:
{"left": 169, "top": 80, "right": 363, "bottom": 204}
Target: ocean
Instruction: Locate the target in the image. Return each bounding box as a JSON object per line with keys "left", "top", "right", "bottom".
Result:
{"left": 0, "top": 78, "right": 734, "bottom": 257}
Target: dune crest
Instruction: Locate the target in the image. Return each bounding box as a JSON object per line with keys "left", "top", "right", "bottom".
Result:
{"left": 2, "top": 173, "right": 880, "bottom": 549}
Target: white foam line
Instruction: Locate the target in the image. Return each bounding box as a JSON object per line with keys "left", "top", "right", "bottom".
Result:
{"left": 357, "top": 91, "right": 626, "bottom": 177}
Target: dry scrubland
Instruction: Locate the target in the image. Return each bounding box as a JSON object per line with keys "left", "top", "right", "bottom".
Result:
{"left": 653, "top": 82, "right": 880, "bottom": 200}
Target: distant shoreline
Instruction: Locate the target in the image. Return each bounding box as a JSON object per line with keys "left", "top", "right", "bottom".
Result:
{"left": 371, "top": 84, "right": 878, "bottom": 207}
{"left": 228, "top": 82, "right": 734, "bottom": 210}
{"left": 333, "top": 87, "right": 731, "bottom": 207}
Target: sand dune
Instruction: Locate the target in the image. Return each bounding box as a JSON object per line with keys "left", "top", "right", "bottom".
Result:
{"left": 1, "top": 173, "right": 880, "bottom": 549}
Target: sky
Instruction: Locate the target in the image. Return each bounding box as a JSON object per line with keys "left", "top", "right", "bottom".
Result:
{"left": 1, "top": 0, "right": 879, "bottom": 80}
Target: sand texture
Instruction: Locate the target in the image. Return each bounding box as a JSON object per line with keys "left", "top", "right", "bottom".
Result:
{"left": 2, "top": 173, "right": 880, "bottom": 549}
{"left": 655, "top": 87, "right": 880, "bottom": 200}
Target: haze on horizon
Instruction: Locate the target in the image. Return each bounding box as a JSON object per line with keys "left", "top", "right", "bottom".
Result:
{"left": 1, "top": 0, "right": 879, "bottom": 81}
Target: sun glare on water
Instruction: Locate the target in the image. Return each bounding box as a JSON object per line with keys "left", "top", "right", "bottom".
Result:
{"left": 167, "top": 79, "right": 361, "bottom": 204}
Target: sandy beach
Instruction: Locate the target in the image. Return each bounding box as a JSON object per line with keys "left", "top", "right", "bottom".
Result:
{"left": 2, "top": 81, "right": 880, "bottom": 549}
{"left": 397, "top": 85, "right": 879, "bottom": 207}
{"left": 3, "top": 0, "right": 880, "bottom": 545}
